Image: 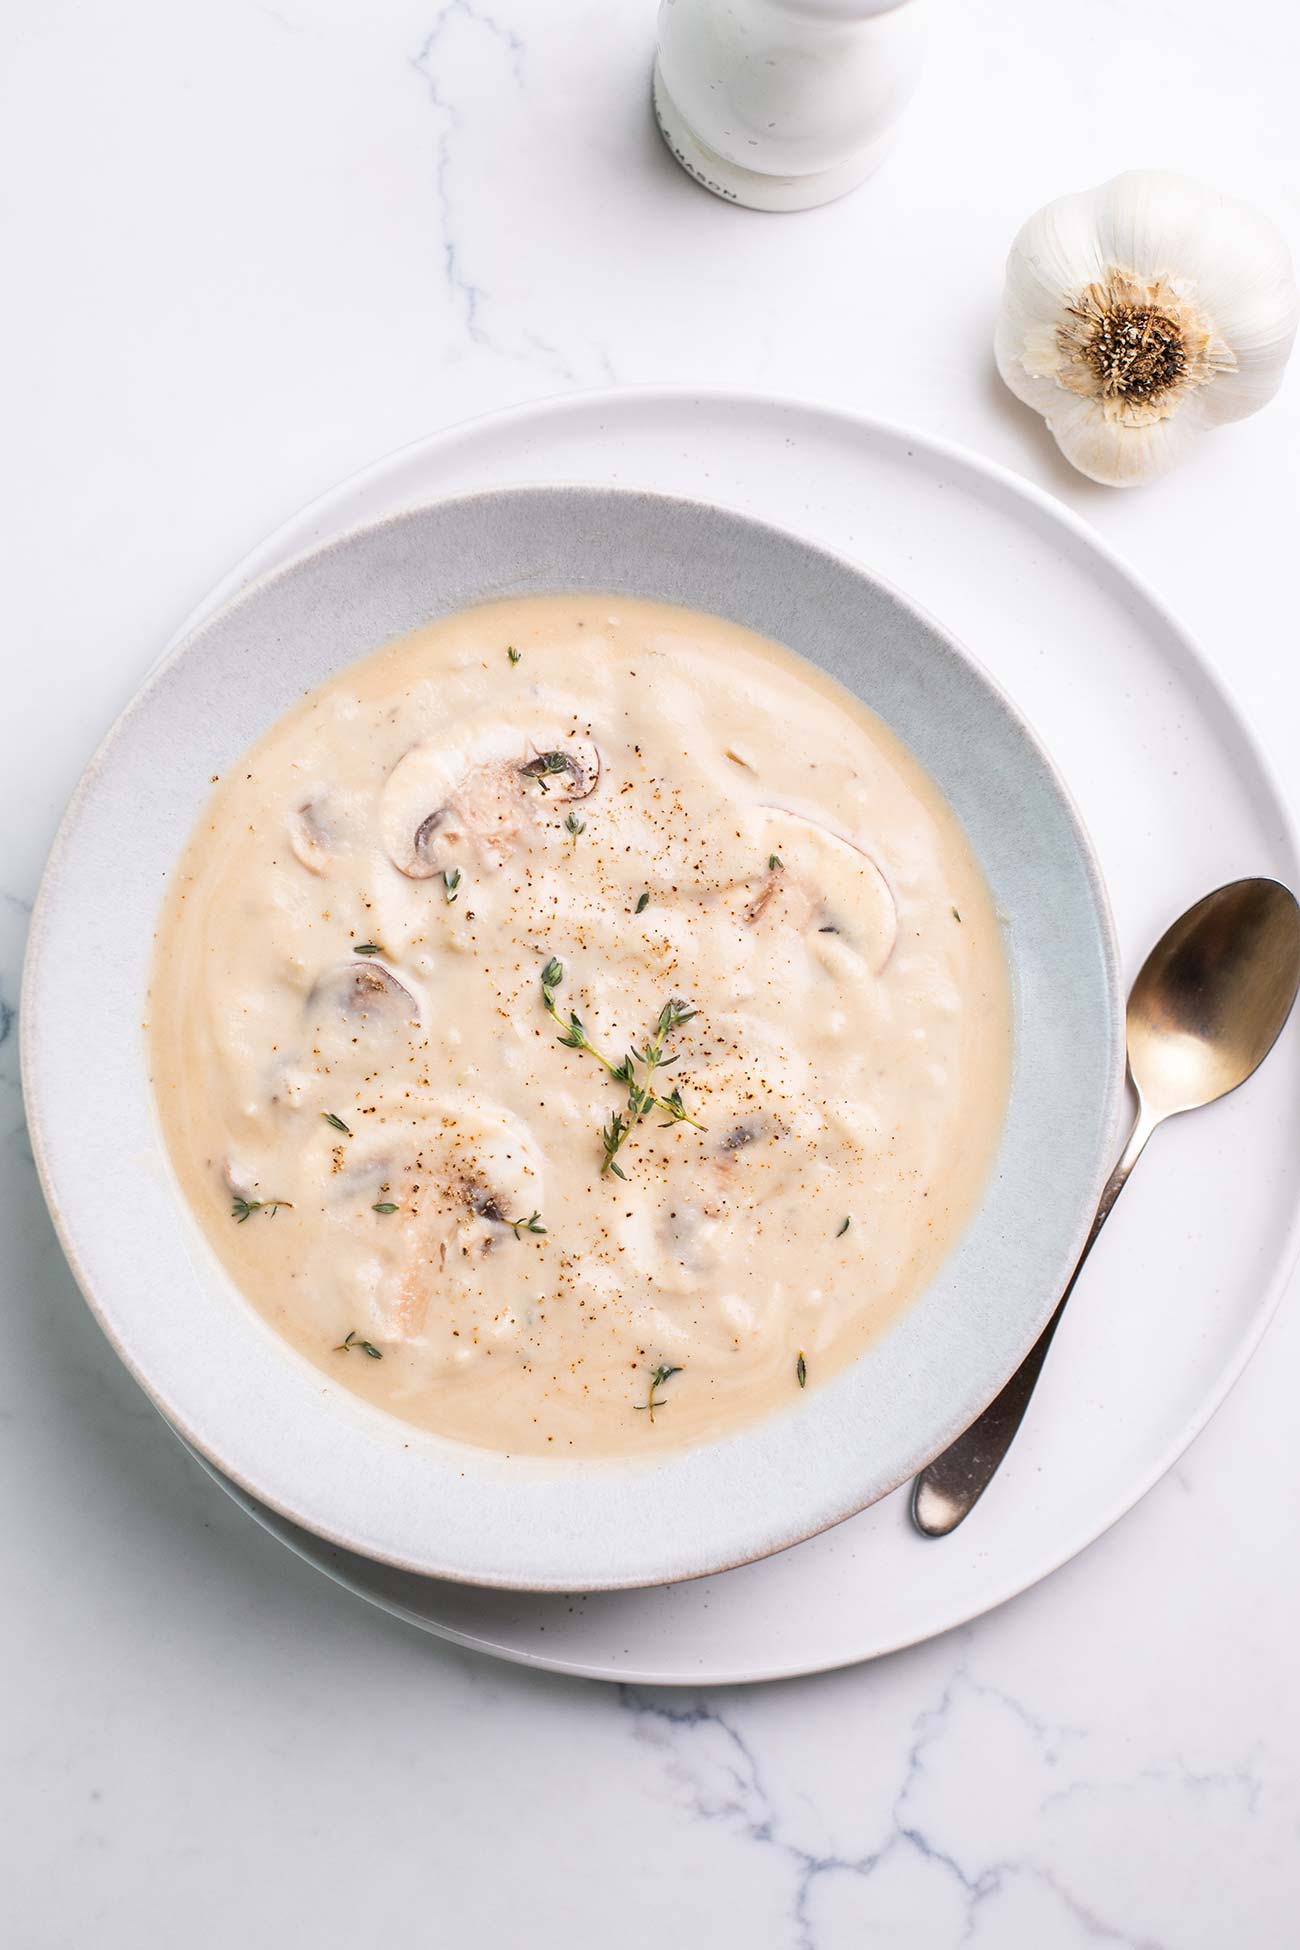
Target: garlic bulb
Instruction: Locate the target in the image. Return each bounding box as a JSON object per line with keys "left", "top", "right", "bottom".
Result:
{"left": 995, "top": 170, "right": 1298, "bottom": 486}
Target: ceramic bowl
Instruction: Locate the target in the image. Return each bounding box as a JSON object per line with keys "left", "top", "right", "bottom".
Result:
{"left": 22, "top": 487, "right": 1124, "bottom": 1589}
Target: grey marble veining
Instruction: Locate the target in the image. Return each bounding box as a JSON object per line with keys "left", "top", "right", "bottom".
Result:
{"left": 410, "top": 2, "right": 584, "bottom": 383}
{"left": 618, "top": 1674, "right": 1279, "bottom": 1950}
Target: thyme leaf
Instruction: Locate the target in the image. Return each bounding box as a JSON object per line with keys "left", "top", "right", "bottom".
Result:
{"left": 372, "top": 1202, "right": 399, "bottom": 1215}
{"left": 322, "top": 1112, "right": 352, "bottom": 1135}
{"left": 633, "top": 1362, "right": 682, "bottom": 1422}
{"left": 565, "top": 810, "right": 585, "bottom": 840}
{"left": 444, "top": 868, "right": 461, "bottom": 904}
{"left": 601, "top": 1112, "right": 630, "bottom": 1180}
{"left": 507, "top": 645, "right": 521, "bottom": 665}
{"left": 335, "top": 1330, "right": 383, "bottom": 1359}
{"left": 796, "top": 1352, "right": 807, "bottom": 1388}
{"left": 654, "top": 998, "right": 697, "bottom": 1038}
{"left": 231, "top": 1196, "right": 293, "bottom": 1223}
{"left": 505, "top": 1210, "right": 547, "bottom": 1239}
{"left": 836, "top": 1216, "right": 851, "bottom": 1238}
{"left": 352, "top": 943, "right": 382, "bottom": 956}
{"left": 636, "top": 891, "right": 650, "bottom": 913}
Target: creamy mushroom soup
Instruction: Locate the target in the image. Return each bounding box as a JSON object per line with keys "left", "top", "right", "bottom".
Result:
{"left": 149, "top": 595, "right": 1011, "bottom": 1456}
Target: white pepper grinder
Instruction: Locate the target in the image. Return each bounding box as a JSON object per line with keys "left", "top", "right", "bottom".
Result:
{"left": 653, "top": 0, "right": 928, "bottom": 212}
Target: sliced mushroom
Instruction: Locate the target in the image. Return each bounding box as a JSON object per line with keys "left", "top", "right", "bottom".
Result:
{"left": 380, "top": 725, "right": 602, "bottom": 878}
{"left": 342, "top": 1098, "right": 546, "bottom": 1337}
{"left": 295, "top": 962, "right": 421, "bottom": 1088}
{"left": 287, "top": 798, "right": 335, "bottom": 876}
{"left": 740, "top": 812, "right": 898, "bottom": 973}
{"left": 743, "top": 872, "right": 783, "bottom": 926}
{"left": 309, "top": 959, "right": 420, "bottom": 1025}
{"left": 648, "top": 1202, "right": 724, "bottom": 1294}
{"left": 718, "top": 1114, "right": 783, "bottom": 1156}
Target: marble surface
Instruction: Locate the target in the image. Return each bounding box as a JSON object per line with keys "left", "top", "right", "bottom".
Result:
{"left": 3, "top": 2, "right": 1299, "bottom": 1944}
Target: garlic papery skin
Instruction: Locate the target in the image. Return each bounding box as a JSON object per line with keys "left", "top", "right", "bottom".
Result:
{"left": 994, "top": 171, "right": 1299, "bottom": 487}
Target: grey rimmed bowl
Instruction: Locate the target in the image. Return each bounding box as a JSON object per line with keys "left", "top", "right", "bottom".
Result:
{"left": 22, "top": 487, "right": 1124, "bottom": 1590}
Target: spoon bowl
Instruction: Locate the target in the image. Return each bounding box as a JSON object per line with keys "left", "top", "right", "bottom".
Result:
{"left": 1128, "top": 878, "right": 1300, "bottom": 1117}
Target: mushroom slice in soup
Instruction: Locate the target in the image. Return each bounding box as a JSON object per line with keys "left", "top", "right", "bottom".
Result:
{"left": 286, "top": 798, "right": 336, "bottom": 876}
{"left": 741, "top": 811, "right": 898, "bottom": 973}
{"left": 310, "top": 958, "right": 420, "bottom": 1025}
{"left": 381, "top": 724, "right": 601, "bottom": 878}
{"left": 296, "top": 961, "right": 422, "bottom": 1086}
{"left": 345, "top": 1098, "right": 546, "bottom": 1338}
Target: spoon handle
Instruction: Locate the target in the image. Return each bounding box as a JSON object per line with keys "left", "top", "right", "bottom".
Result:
{"left": 910, "top": 1107, "right": 1156, "bottom": 1537}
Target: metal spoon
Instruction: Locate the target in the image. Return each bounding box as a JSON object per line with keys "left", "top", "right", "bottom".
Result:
{"left": 911, "top": 877, "right": 1300, "bottom": 1539}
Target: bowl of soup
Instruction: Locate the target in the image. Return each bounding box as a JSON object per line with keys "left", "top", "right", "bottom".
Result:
{"left": 22, "top": 488, "right": 1124, "bottom": 1588}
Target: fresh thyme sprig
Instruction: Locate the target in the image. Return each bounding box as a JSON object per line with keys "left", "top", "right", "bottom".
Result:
{"left": 507, "top": 645, "right": 521, "bottom": 665}
{"left": 539, "top": 959, "right": 702, "bottom": 1179}
{"left": 633, "top": 1363, "right": 682, "bottom": 1422}
{"left": 565, "top": 810, "right": 585, "bottom": 842}
{"left": 603, "top": 997, "right": 698, "bottom": 1178}
{"left": 231, "top": 1196, "right": 293, "bottom": 1223}
{"left": 334, "top": 1330, "right": 383, "bottom": 1359}
{"left": 504, "top": 1210, "right": 547, "bottom": 1240}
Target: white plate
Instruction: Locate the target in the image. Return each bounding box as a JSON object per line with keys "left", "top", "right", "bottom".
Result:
{"left": 169, "top": 389, "right": 1300, "bottom": 1679}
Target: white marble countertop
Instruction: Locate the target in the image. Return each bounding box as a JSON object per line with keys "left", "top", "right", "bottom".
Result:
{"left": 4, "top": 2, "right": 1300, "bottom": 1943}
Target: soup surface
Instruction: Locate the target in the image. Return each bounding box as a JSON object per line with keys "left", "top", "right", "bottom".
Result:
{"left": 149, "top": 595, "right": 1011, "bottom": 1456}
